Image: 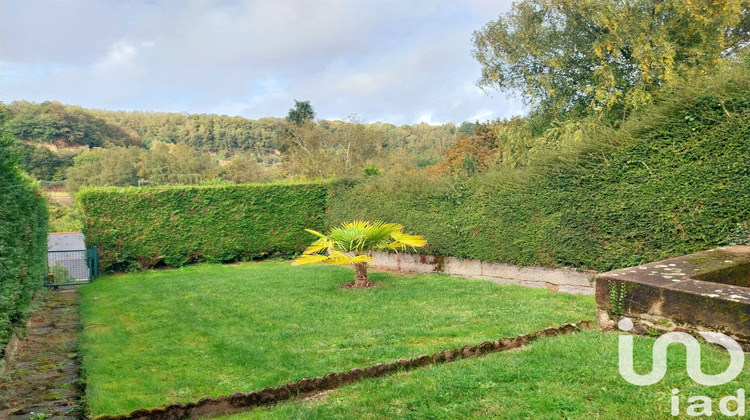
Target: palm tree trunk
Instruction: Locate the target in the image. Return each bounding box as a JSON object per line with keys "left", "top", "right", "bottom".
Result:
{"left": 354, "top": 263, "right": 369, "bottom": 287}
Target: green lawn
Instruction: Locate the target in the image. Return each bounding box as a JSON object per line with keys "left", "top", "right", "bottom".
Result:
{"left": 79, "top": 261, "right": 594, "bottom": 416}
{"left": 223, "top": 330, "right": 750, "bottom": 420}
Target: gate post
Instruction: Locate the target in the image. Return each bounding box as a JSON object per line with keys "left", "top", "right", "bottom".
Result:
{"left": 92, "top": 245, "right": 98, "bottom": 279}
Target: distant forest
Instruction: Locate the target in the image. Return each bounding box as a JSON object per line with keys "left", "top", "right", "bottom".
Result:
{"left": 1, "top": 100, "right": 466, "bottom": 186}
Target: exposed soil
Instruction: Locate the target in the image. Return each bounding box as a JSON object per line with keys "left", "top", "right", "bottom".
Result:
{"left": 0, "top": 289, "right": 84, "bottom": 419}
{"left": 340, "top": 281, "right": 381, "bottom": 289}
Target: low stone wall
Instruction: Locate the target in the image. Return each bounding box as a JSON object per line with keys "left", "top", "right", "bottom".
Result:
{"left": 369, "top": 253, "right": 595, "bottom": 295}
{"left": 93, "top": 321, "right": 593, "bottom": 420}
{"left": 596, "top": 245, "right": 750, "bottom": 350}
{"left": 1, "top": 297, "right": 39, "bottom": 375}
{"left": 0, "top": 334, "right": 21, "bottom": 375}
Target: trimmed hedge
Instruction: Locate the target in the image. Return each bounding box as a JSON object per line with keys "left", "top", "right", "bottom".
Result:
{"left": 78, "top": 183, "right": 328, "bottom": 272}
{"left": 0, "top": 134, "right": 48, "bottom": 352}
{"left": 328, "top": 71, "right": 750, "bottom": 272}
{"left": 78, "top": 69, "right": 750, "bottom": 274}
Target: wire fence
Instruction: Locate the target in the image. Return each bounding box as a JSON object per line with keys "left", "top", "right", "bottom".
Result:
{"left": 47, "top": 247, "right": 98, "bottom": 286}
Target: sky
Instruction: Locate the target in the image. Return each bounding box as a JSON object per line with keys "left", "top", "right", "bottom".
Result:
{"left": 0, "top": 0, "right": 523, "bottom": 125}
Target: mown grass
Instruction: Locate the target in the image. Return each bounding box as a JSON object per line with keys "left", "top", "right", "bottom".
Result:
{"left": 223, "top": 330, "right": 750, "bottom": 420}
{"left": 78, "top": 261, "right": 594, "bottom": 415}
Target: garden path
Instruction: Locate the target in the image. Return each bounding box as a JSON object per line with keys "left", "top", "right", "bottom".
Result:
{"left": 0, "top": 289, "right": 83, "bottom": 420}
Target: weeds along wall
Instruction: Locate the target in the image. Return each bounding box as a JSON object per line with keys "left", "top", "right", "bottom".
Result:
{"left": 0, "top": 135, "right": 48, "bottom": 352}
{"left": 328, "top": 70, "right": 750, "bottom": 272}
{"left": 78, "top": 183, "right": 328, "bottom": 272}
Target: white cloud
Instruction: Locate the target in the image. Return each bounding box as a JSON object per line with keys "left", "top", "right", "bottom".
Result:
{"left": 467, "top": 110, "right": 496, "bottom": 122}
{"left": 338, "top": 69, "right": 398, "bottom": 95}
{"left": 94, "top": 41, "right": 139, "bottom": 79}
{"left": 210, "top": 101, "right": 253, "bottom": 116}
{"left": 416, "top": 112, "right": 445, "bottom": 125}
{"left": 0, "top": 0, "right": 520, "bottom": 124}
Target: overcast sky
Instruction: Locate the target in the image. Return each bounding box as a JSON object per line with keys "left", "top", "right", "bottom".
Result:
{"left": 0, "top": 0, "right": 522, "bottom": 125}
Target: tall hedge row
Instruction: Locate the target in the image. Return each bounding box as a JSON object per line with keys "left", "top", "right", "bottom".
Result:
{"left": 79, "top": 70, "right": 750, "bottom": 274}
{"left": 327, "top": 72, "right": 750, "bottom": 272}
{"left": 0, "top": 134, "right": 48, "bottom": 351}
{"left": 78, "top": 183, "right": 328, "bottom": 272}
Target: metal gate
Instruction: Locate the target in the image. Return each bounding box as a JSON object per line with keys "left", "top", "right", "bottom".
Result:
{"left": 47, "top": 246, "right": 98, "bottom": 286}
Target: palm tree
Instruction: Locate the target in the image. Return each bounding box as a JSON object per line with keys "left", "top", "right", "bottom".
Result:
{"left": 293, "top": 221, "right": 426, "bottom": 287}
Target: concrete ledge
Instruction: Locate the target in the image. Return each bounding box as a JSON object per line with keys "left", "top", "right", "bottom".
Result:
{"left": 596, "top": 245, "right": 750, "bottom": 349}
{"left": 369, "top": 252, "right": 595, "bottom": 295}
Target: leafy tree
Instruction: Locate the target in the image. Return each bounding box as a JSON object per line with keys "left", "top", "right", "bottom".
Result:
{"left": 457, "top": 121, "right": 477, "bottom": 135}
{"left": 65, "top": 147, "right": 140, "bottom": 191}
{"left": 325, "top": 116, "right": 381, "bottom": 176}
{"left": 166, "top": 142, "right": 213, "bottom": 183}
{"left": 135, "top": 140, "right": 172, "bottom": 184}
{"left": 285, "top": 100, "right": 316, "bottom": 125}
{"left": 472, "top": 0, "right": 750, "bottom": 117}
{"left": 48, "top": 202, "right": 83, "bottom": 232}
{"left": 220, "top": 155, "right": 274, "bottom": 183}
{"left": 279, "top": 119, "right": 384, "bottom": 178}
{"left": 0, "top": 102, "right": 8, "bottom": 123}
{"left": 293, "top": 221, "right": 426, "bottom": 287}
{"left": 11, "top": 142, "right": 70, "bottom": 180}
{"left": 432, "top": 122, "right": 499, "bottom": 176}
{"left": 136, "top": 141, "right": 213, "bottom": 184}
{"left": 4, "top": 100, "right": 140, "bottom": 147}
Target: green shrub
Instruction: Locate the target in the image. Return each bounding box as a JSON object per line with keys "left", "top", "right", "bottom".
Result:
{"left": 328, "top": 68, "right": 750, "bottom": 272}
{"left": 48, "top": 202, "right": 84, "bottom": 233}
{"left": 49, "top": 264, "right": 76, "bottom": 284}
{"left": 0, "top": 134, "right": 49, "bottom": 352}
{"left": 78, "top": 182, "right": 328, "bottom": 272}
{"left": 726, "top": 222, "right": 750, "bottom": 246}
{"left": 77, "top": 67, "right": 750, "bottom": 274}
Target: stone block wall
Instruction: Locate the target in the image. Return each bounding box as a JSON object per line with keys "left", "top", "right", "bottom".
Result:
{"left": 369, "top": 252, "right": 595, "bottom": 295}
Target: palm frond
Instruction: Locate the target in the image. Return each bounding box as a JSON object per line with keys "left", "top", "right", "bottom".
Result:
{"left": 350, "top": 254, "right": 374, "bottom": 263}
{"left": 357, "top": 222, "right": 402, "bottom": 249}
{"left": 302, "top": 229, "right": 336, "bottom": 254}
{"left": 329, "top": 222, "right": 367, "bottom": 252}
{"left": 305, "top": 228, "right": 326, "bottom": 238}
{"left": 292, "top": 254, "right": 330, "bottom": 265}
{"left": 302, "top": 237, "right": 332, "bottom": 255}
{"left": 388, "top": 231, "right": 427, "bottom": 251}
{"left": 326, "top": 251, "right": 356, "bottom": 265}
{"left": 294, "top": 220, "right": 425, "bottom": 267}
{"left": 341, "top": 220, "right": 371, "bottom": 229}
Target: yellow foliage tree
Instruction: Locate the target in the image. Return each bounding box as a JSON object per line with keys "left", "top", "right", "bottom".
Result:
{"left": 473, "top": 0, "right": 750, "bottom": 117}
